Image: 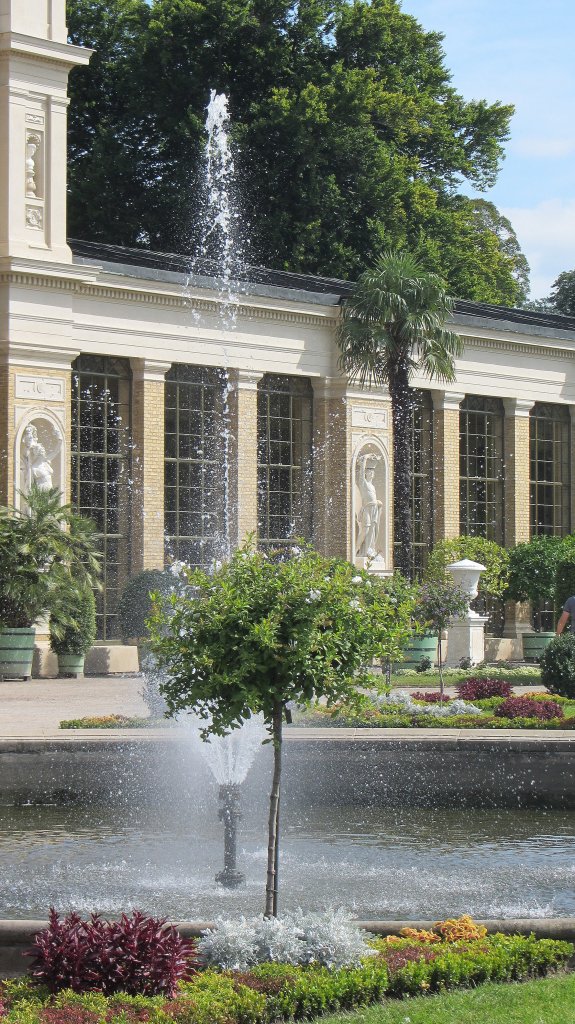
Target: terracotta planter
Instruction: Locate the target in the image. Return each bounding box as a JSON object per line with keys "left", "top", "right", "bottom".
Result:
{"left": 0, "top": 626, "right": 35, "bottom": 680}
{"left": 57, "top": 653, "right": 86, "bottom": 678}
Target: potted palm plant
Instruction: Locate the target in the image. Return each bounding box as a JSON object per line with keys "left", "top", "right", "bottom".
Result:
{"left": 49, "top": 582, "right": 97, "bottom": 677}
{"left": 0, "top": 486, "right": 101, "bottom": 680}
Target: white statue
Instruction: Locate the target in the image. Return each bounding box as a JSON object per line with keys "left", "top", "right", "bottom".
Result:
{"left": 356, "top": 453, "right": 383, "bottom": 558}
{"left": 22, "top": 424, "right": 58, "bottom": 492}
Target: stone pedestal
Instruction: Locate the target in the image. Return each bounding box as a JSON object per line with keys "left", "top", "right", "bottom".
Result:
{"left": 446, "top": 614, "right": 489, "bottom": 667}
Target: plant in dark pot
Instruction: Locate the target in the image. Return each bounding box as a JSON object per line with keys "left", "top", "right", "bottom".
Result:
{"left": 506, "top": 534, "right": 575, "bottom": 661}
{"left": 50, "top": 582, "right": 97, "bottom": 678}
{"left": 0, "top": 486, "right": 101, "bottom": 680}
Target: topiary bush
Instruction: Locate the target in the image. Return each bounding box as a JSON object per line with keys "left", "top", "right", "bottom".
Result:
{"left": 49, "top": 583, "right": 96, "bottom": 657}
{"left": 117, "top": 569, "right": 177, "bottom": 642}
{"left": 540, "top": 632, "right": 575, "bottom": 698}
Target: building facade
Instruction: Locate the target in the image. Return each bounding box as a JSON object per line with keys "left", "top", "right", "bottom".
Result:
{"left": 2, "top": 0, "right": 575, "bottom": 651}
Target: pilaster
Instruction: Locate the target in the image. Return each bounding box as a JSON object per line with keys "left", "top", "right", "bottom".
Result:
{"left": 0, "top": 343, "right": 76, "bottom": 506}
{"left": 501, "top": 398, "right": 535, "bottom": 638}
{"left": 227, "top": 369, "right": 263, "bottom": 548}
{"left": 129, "top": 358, "right": 172, "bottom": 573}
{"left": 0, "top": 0, "right": 91, "bottom": 262}
{"left": 431, "top": 390, "right": 464, "bottom": 541}
{"left": 311, "top": 377, "right": 351, "bottom": 561}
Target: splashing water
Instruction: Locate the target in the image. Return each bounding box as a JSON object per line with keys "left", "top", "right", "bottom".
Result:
{"left": 187, "top": 90, "right": 246, "bottom": 330}
{"left": 185, "top": 713, "right": 266, "bottom": 785}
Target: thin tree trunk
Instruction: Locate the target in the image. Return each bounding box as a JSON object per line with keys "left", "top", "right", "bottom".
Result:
{"left": 389, "top": 362, "right": 413, "bottom": 579}
{"left": 264, "top": 699, "right": 283, "bottom": 918}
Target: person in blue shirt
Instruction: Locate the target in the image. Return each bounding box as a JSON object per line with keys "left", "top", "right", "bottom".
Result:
{"left": 556, "top": 596, "right": 575, "bottom": 634}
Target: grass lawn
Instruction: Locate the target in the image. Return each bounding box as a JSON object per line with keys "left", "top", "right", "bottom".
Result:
{"left": 391, "top": 665, "right": 541, "bottom": 687}
{"left": 319, "top": 972, "right": 575, "bottom": 1024}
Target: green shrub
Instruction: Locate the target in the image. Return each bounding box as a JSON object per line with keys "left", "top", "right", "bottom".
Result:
{"left": 554, "top": 558, "right": 575, "bottom": 618}
{"left": 424, "top": 537, "right": 510, "bottom": 600}
{"left": 540, "top": 632, "right": 575, "bottom": 698}
{"left": 50, "top": 583, "right": 96, "bottom": 657}
{"left": 117, "top": 570, "right": 176, "bottom": 642}
{"left": 506, "top": 535, "right": 575, "bottom": 606}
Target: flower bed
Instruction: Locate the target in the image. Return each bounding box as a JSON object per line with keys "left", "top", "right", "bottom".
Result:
{"left": 1, "top": 912, "right": 571, "bottom": 1024}
{"left": 59, "top": 716, "right": 168, "bottom": 730}
{"left": 297, "top": 686, "right": 575, "bottom": 729}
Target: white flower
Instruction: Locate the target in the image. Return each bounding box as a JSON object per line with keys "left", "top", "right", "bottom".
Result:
{"left": 349, "top": 598, "right": 361, "bottom": 610}
{"left": 305, "top": 589, "right": 321, "bottom": 604}
{"left": 351, "top": 575, "right": 363, "bottom": 584}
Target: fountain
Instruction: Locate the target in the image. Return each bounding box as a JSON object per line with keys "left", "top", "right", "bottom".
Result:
{"left": 184, "top": 712, "right": 266, "bottom": 888}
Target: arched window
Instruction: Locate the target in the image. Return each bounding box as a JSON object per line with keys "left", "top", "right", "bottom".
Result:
{"left": 459, "top": 396, "right": 504, "bottom": 544}
{"left": 530, "top": 403, "right": 570, "bottom": 536}
{"left": 164, "top": 365, "right": 227, "bottom": 566}
{"left": 257, "top": 374, "right": 313, "bottom": 547}
{"left": 393, "top": 389, "right": 433, "bottom": 577}
{"left": 71, "top": 355, "right": 132, "bottom": 640}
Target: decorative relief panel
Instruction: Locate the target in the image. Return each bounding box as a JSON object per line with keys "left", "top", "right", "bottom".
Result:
{"left": 15, "top": 375, "right": 65, "bottom": 402}
{"left": 25, "top": 206, "right": 44, "bottom": 230}
{"left": 351, "top": 406, "right": 388, "bottom": 430}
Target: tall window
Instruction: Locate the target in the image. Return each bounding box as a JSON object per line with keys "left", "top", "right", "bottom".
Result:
{"left": 257, "top": 374, "right": 313, "bottom": 547}
{"left": 394, "top": 389, "right": 433, "bottom": 577}
{"left": 530, "top": 403, "right": 570, "bottom": 536}
{"left": 164, "top": 365, "right": 227, "bottom": 567}
{"left": 71, "top": 356, "right": 132, "bottom": 640}
{"left": 459, "top": 396, "right": 504, "bottom": 544}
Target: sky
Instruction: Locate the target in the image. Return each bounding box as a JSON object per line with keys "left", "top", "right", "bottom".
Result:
{"left": 402, "top": 0, "right": 575, "bottom": 300}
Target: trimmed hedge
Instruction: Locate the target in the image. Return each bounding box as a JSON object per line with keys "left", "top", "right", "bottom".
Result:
{"left": 1, "top": 931, "right": 572, "bottom": 1023}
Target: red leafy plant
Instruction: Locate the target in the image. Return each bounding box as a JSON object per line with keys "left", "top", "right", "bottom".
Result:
{"left": 27, "top": 909, "right": 199, "bottom": 997}
{"left": 495, "top": 696, "right": 564, "bottom": 721}
{"left": 382, "top": 945, "right": 441, "bottom": 974}
{"left": 456, "top": 677, "right": 512, "bottom": 700}
{"left": 40, "top": 1010, "right": 99, "bottom": 1024}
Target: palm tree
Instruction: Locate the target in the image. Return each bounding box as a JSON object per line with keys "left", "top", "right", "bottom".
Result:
{"left": 338, "top": 249, "right": 462, "bottom": 578}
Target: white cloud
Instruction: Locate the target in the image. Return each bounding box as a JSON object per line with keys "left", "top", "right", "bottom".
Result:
{"left": 502, "top": 199, "right": 575, "bottom": 299}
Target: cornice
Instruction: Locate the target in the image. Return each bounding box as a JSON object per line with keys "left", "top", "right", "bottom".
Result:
{"left": 0, "top": 270, "right": 336, "bottom": 328}
{"left": 0, "top": 32, "right": 92, "bottom": 69}
{"left": 460, "top": 333, "right": 575, "bottom": 360}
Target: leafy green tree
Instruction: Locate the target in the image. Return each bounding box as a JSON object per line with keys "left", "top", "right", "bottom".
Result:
{"left": 548, "top": 270, "right": 575, "bottom": 317}
{"left": 337, "top": 249, "right": 462, "bottom": 578}
{"left": 66, "top": 0, "right": 525, "bottom": 303}
{"left": 148, "top": 543, "right": 416, "bottom": 916}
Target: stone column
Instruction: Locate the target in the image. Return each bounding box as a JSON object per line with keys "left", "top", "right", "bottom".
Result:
{"left": 501, "top": 398, "right": 535, "bottom": 640}
{"left": 227, "top": 369, "right": 263, "bottom": 548}
{"left": 311, "top": 377, "right": 351, "bottom": 560}
{"left": 130, "top": 358, "right": 172, "bottom": 573}
{"left": 431, "top": 390, "right": 464, "bottom": 542}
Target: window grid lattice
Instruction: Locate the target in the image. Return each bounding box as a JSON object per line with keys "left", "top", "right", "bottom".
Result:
{"left": 459, "top": 396, "right": 504, "bottom": 544}
{"left": 71, "top": 355, "right": 132, "bottom": 641}
{"left": 164, "top": 365, "right": 227, "bottom": 568}
{"left": 257, "top": 375, "right": 313, "bottom": 547}
{"left": 530, "top": 403, "right": 570, "bottom": 537}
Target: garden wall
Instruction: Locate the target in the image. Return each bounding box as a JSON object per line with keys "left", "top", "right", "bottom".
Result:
{"left": 0, "top": 730, "right": 574, "bottom": 808}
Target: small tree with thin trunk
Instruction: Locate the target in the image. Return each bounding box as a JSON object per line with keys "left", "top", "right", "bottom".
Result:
{"left": 148, "top": 543, "right": 416, "bottom": 917}
{"left": 337, "top": 249, "right": 462, "bottom": 578}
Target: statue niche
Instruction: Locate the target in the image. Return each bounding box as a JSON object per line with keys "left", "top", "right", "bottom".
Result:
{"left": 19, "top": 419, "right": 63, "bottom": 497}
{"left": 354, "top": 446, "right": 386, "bottom": 567}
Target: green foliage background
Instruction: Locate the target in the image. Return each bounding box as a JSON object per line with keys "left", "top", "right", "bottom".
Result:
{"left": 67, "top": 0, "right": 528, "bottom": 304}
